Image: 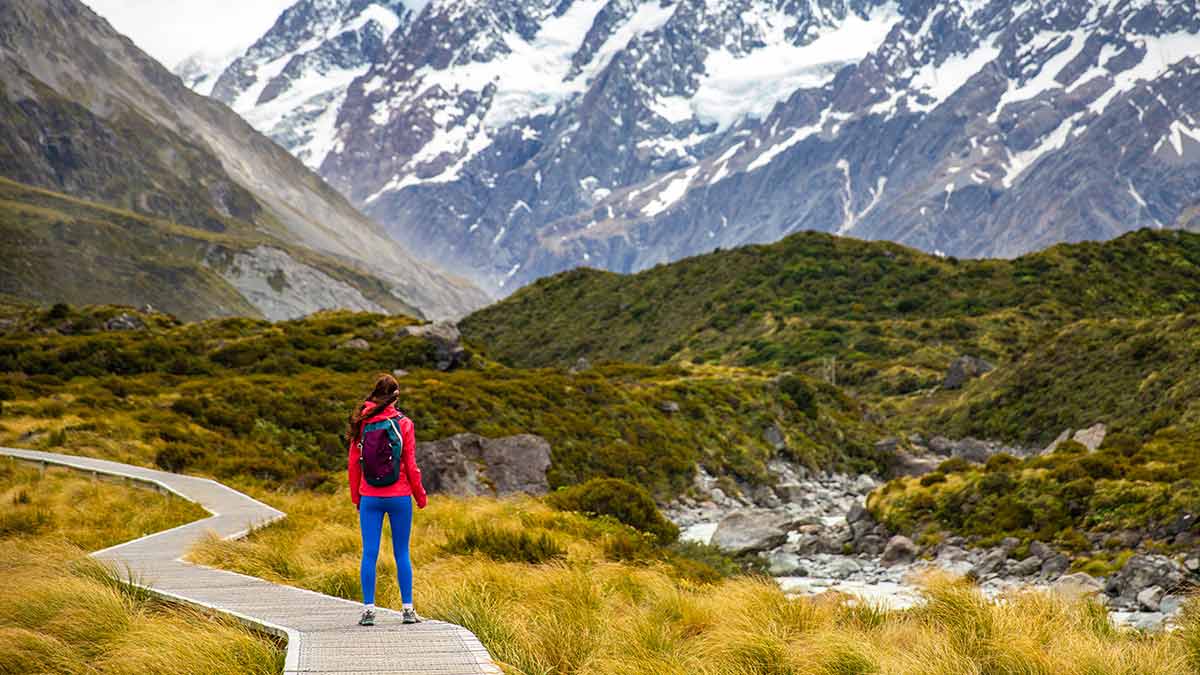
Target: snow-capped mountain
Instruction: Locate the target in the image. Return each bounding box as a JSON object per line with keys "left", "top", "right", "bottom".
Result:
{"left": 195, "top": 0, "right": 427, "bottom": 169}
{"left": 174, "top": 48, "right": 243, "bottom": 97}
{"left": 195, "top": 0, "right": 1200, "bottom": 293}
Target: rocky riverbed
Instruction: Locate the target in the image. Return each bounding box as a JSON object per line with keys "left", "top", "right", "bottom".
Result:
{"left": 665, "top": 457, "right": 1193, "bottom": 630}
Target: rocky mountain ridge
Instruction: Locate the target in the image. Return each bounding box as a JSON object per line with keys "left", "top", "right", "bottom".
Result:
{"left": 1, "top": 0, "right": 486, "bottom": 320}
{"left": 192, "top": 0, "right": 1200, "bottom": 293}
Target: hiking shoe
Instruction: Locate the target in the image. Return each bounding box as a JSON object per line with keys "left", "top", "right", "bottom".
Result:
{"left": 402, "top": 608, "right": 422, "bottom": 624}
{"left": 358, "top": 609, "right": 376, "bottom": 626}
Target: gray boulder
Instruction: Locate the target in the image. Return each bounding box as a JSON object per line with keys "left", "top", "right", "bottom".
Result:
{"left": 1040, "top": 554, "right": 1070, "bottom": 579}
{"left": 856, "top": 534, "right": 888, "bottom": 555}
{"left": 402, "top": 321, "right": 468, "bottom": 370}
{"left": 851, "top": 474, "right": 877, "bottom": 495}
{"left": 1160, "top": 595, "right": 1186, "bottom": 615}
{"left": 766, "top": 551, "right": 804, "bottom": 576}
{"left": 845, "top": 503, "right": 869, "bottom": 525}
{"left": 881, "top": 535, "right": 918, "bottom": 566}
{"left": 774, "top": 482, "right": 806, "bottom": 503}
{"left": 970, "top": 548, "right": 1008, "bottom": 578}
{"left": 826, "top": 557, "right": 863, "bottom": 580}
{"left": 1028, "top": 540, "right": 1054, "bottom": 560}
{"left": 955, "top": 438, "right": 998, "bottom": 464}
{"left": 1011, "top": 556, "right": 1043, "bottom": 577}
{"left": 928, "top": 436, "right": 956, "bottom": 455}
{"left": 338, "top": 337, "right": 370, "bottom": 350}
{"left": 415, "top": 433, "right": 551, "bottom": 496}
{"left": 1053, "top": 572, "right": 1104, "bottom": 597}
{"left": 791, "top": 533, "right": 837, "bottom": 555}
{"left": 1137, "top": 586, "right": 1164, "bottom": 612}
{"left": 1072, "top": 423, "right": 1107, "bottom": 451}
{"left": 711, "top": 510, "right": 793, "bottom": 554}
{"left": 104, "top": 312, "right": 145, "bottom": 331}
{"left": 942, "top": 356, "right": 994, "bottom": 389}
{"left": 751, "top": 485, "right": 782, "bottom": 509}
{"left": 1105, "top": 555, "right": 1188, "bottom": 603}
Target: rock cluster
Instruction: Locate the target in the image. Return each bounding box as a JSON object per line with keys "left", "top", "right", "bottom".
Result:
{"left": 878, "top": 434, "right": 1034, "bottom": 479}
{"left": 104, "top": 313, "right": 145, "bottom": 331}
{"left": 666, "top": 454, "right": 1195, "bottom": 631}
{"left": 1042, "top": 423, "right": 1108, "bottom": 453}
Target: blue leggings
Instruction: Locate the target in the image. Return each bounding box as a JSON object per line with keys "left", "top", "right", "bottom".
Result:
{"left": 358, "top": 495, "right": 413, "bottom": 605}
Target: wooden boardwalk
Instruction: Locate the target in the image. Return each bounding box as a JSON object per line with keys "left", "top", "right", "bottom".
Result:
{"left": 1, "top": 447, "right": 502, "bottom": 675}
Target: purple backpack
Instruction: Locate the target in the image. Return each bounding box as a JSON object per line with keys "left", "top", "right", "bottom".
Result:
{"left": 358, "top": 414, "right": 405, "bottom": 487}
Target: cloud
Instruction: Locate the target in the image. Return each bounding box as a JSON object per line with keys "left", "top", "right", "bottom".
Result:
{"left": 83, "top": 0, "right": 296, "bottom": 69}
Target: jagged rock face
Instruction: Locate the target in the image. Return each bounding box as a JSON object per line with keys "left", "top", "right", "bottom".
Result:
{"left": 203, "top": 0, "right": 424, "bottom": 169}
{"left": 206, "top": 245, "right": 388, "bottom": 320}
{"left": 202, "top": 0, "right": 1200, "bottom": 294}
{"left": 415, "top": 433, "right": 552, "bottom": 496}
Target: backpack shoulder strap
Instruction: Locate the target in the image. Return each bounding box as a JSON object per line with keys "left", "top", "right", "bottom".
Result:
{"left": 387, "top": 414, "right": 406, "bottom": 445}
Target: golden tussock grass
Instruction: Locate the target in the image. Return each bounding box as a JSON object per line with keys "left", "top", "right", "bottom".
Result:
{"left": 192, "top": 487, "right": 1200, "bottom": 675}
{"left": 0, "top": 461, "right": 284, "bottom": 674}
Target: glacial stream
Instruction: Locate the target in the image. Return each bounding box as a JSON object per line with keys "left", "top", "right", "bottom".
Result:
{"left": 668, "top": 466, "right": 1183, "bottom": 630}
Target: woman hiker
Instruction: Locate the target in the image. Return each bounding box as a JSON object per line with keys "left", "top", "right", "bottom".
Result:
{"left": 347, "top": 373, "right": 428, "bottom": 626}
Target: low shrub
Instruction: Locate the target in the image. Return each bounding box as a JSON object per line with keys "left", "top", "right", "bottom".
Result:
{"left": 920, "top": 471, "right": 947, "bottom": 486}
{"left": 937, "top": 457, "right": 971, "bottom": 473}
{"left": 547, "top": 478, "right": 679, "bottom": 544}
{"left": 155, "top": 443, "right": 206, "bottom": 473}
{"left": 984, "top": 453, "right": 1019, "bottom": 473}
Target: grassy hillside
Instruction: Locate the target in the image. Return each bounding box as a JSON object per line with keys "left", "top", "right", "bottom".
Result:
{"left": 907, "top": 315, "right": 1200, "bottom": 446}
{"left": 0, "top": 460, "right": 284, "bottom": 674}
{"left": 0, "top": 178, "right": 422, "bottom": 320}
{"left": 192, "top": 487, "right": 1200, "bottom": 675}
{"left": 871, "top": 427, "right": 1200, "bottom": 566}
{"left": 869, "top": 313, "right": 1200, "bottom": 556}
{"left": 0, "top": 304, "right": 885, "bottom": 500}
{"left": 462, "top": 229, "right": 1200, "bottom": 395}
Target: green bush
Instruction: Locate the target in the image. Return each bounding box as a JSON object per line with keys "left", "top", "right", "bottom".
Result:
{"left": 937, "top": 457, "right": 971, "bottom": 473}
{"left": 920, "top": 471, "right": 947, "bottom": 487}
{"left": 777, "top": 374, "right": 817, "bottom": 418}
{"left": 442, "top": 524, "right": 565, "bottom": 564}
{"left": 547, "top": 478, "right": 679, "bottom": 544}
{"left": 155, "top": 443, "right": 206, "bottom": 473}
{"left": 984, "top": 453, "right": 1020, "bottom": 473}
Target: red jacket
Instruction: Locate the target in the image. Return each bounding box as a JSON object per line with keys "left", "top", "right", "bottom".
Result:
{"left": 348, "top": 402, "right": 427, "bottom": 509}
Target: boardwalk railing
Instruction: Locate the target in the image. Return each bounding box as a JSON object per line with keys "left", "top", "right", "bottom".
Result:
{"left": 1, "top": 447, "right": 502, "bottom": 675}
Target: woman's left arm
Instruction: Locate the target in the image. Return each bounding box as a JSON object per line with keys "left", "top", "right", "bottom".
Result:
{"left": 401, "top": 417, "right": 427, "bottom": 509}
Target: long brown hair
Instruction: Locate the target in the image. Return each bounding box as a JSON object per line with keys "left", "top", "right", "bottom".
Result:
{"left": 346, "top": 373, "right": 400, "bottom": 445}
